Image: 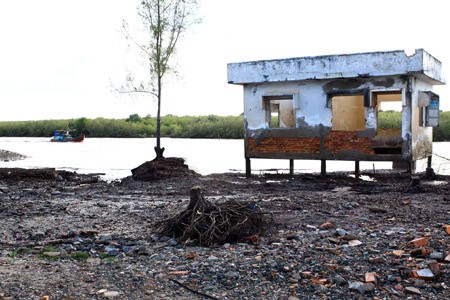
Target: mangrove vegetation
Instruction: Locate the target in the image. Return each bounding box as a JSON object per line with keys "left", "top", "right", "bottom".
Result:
{"left": 0, "top": 111, "right": 449, "bottom": 141}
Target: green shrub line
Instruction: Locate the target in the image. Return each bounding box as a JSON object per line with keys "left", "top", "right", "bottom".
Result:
{"left": 0, "top": 112, "right": 449, "bottom": 141}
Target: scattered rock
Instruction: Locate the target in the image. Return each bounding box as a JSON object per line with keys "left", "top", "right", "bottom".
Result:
{"left": 1, "top": 170, "right": 449, "bottom": 299}
{"left": 103, "top": 291, "right": 120, "bottom": 298}
{"left": 405, "top": 286, "right": 422, "bottom": 295}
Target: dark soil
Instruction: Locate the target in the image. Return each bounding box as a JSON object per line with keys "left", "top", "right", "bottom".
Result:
{"left": 0, "top": 167, "right": 449, "bottom": 299}
{"left": 131, "top": 157, "right": 199, "bottom": 181}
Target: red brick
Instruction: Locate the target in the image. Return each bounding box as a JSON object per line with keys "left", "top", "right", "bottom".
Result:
{"left": 443, "top": 225, "right": 450, "bottom": 235}
{"left": 410, "top": 237, "right": 428, "bottom": 247}
{"left": 365, "top": 272, "right": 377, "bottom": 285}
{"left": 428, "top": 262, "right": 441, "bottom": 275}
{"left": 247, "top": 132, "right": 375, "bottom": 155}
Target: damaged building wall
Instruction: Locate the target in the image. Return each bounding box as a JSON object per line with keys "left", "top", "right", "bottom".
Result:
{"left": 228, "top": 49, "right": 444, "bottom": 86}
{"left": 411, "top": 78, "right": 434, "bottom": 161}
{"left": 244, "top": 76, "right": 407, "bottom": 161}
{"left": 229, "top": 49, "right": 445, "bottom": 173}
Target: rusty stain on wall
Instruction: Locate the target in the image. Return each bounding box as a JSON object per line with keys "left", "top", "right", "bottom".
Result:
{"left": 228, "top": 49, "right": 445, "bottom": 172}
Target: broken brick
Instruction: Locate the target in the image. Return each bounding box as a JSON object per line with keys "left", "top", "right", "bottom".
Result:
{"left": 428, "top": 262, "right": 441, "bottom": 275}
{"left": 410, "top": 247, "right": 432, "bottom": 256}
{"left": 310, "top": 277, "right": 328, "bottom": 285}
{"left": 319, "top": 221, "right": 335, "bottom": 229}
{"left": 410, "top": 237, "right": 428, "bottom": 247}
{"left": 364, "top": 272, "right": 377, "bottom": 285}
{"left": 392, "top": 250, "right": 404, "bottom": 257}
{"left": 168, "top": 270, "right": 190, "bottom": 275}
{"left": 401, "top": 197, "right": 411, "bottom": 205}
{"left": 185, "top": 252, "right": 198, "bottom": 260}
{"left": 443, "top": 225, "right": 450, "bottom": 235}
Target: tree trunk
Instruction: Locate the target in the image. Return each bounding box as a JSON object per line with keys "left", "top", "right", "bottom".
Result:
{"left": 154, "top": 74, "right": 164, "bottom": 159}
{"left": 154, "top": 146, "right": 165, "bottom": 159}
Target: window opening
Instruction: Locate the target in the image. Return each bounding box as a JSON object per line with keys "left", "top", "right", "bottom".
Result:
{"left": 263, "top": 95, "right": 295, "bottom": 128}
{"left": 373, "top": 91, "right": 402, "bottom": 154}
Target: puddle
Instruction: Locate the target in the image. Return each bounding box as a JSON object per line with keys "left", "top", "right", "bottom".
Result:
{"left": 332, "top": 186, "right": 352, "bottom": 193}
{"left": 266, "top": 180, "right": 289, "bottom": 184}
{"left": 422, "top": 180, "right": 448, "bottom": 186}
{"left": 348, "top": 174, "right": 376, "bottom": 182}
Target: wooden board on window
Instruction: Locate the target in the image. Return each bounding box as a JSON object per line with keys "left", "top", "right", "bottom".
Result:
{"left": 332, "top": 95, "right": 365, "bottom": 131}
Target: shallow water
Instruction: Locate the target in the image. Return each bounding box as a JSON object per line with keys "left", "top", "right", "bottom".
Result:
{"left": 1, "top": 137, "right": 449, "bottom": 180}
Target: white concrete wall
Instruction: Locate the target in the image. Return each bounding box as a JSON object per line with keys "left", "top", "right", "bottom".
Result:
{"left": 244, "top": 81, "right": 332, "bottom": 130}
{"left": 411, "top": 78, "right": 434, "bottom": 160}
{"left": 229, "top": 49, "right": 445, "bottom": 86}
{"left": 243, "top": 77, "right": 406, "bottom": 131}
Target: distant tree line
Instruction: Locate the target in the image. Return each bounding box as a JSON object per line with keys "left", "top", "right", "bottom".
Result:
{"left": 0, "top": 115, "right": 244, "bottom": 139}
{"left": 0, "top": 112, "right": 449, "bottom": 141}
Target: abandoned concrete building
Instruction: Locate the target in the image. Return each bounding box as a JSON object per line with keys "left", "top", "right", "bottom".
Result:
{"left": 227, "top": 49, "right": 445, "bottom": 177}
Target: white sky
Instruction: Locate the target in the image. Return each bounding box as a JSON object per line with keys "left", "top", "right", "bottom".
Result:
{"left": 0, "top": 0, "right": 449, "bottom": 121}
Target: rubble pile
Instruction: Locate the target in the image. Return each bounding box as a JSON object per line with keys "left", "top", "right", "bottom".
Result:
{"left": 0, "top": 170, "right": 449, "bottom": 299}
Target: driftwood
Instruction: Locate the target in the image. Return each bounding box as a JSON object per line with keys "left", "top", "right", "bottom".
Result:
{"left": 158, "top": 186, "right": 266, "bottom": 246}
{"left": 0, "top": 168, "right": 57, "bottom": 180}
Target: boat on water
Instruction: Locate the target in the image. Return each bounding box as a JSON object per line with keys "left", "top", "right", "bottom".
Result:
{"left": 50, "top": 130, "right": 85, "bottom": 142}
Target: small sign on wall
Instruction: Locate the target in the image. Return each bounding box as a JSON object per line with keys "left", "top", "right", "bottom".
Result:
{"left": 427, "top": 98, "right": 440, "bottom": 127}
{"left": 419, "top": 91, "right": 440, "bottom": 127}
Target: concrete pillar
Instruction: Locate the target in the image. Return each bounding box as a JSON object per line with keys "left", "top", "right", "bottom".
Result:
{"left": 245, "top": 158, "right": 251, "bottom": 178}
{"left": 289, "top": 159, "right": 294, "bottom": 178}
{"left": 407, "top": 160, "right": 415, "bottom": 174}
{"left": 355, "top": 161, "right": 360, "bottom": 177}
{"left": 321, "top": 160, "right": 326, "bottom": 178}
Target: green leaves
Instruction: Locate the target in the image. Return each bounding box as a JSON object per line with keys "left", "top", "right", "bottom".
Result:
{"left": 0, "top": 115, "right": 244, "bottom": 139}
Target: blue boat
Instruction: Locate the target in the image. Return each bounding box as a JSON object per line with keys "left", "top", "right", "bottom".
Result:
{"left": 50, "top": 130, "right": 85, "bottom": 142}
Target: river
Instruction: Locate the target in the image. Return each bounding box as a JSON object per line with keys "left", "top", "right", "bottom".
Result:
{"left": 1, "top": 137, "right": 449, "bottom": 180}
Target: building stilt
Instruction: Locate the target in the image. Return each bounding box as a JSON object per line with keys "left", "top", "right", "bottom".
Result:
{"left": 321, "top": 160, "right": 326, "bottom": 178}
{"left": 245, "top": 158, "right": 251, "bottom": 178}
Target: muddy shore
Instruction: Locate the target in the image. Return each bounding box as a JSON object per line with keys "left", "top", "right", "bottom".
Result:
{"left": 1, "top": 168, "right": 449, "bottom": 300}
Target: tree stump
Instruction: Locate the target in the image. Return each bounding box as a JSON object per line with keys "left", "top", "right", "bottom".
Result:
{"left": 425, "top": 167, "right": 436, "bottom": 180}
{"left": 187, "top": 186, "right": 213, "bottom": 211}
{"left": 157, "top": 186, "right": 266, "bottom": 246}
{"left": 407, "top": 176, "right": 422, "bottom": 193}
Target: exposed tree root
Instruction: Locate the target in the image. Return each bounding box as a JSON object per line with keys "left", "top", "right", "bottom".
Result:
{"left": 157, "top": 186, "right": 266, "bottom": 246}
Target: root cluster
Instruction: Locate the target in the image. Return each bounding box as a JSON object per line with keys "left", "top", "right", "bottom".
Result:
{"left": 157, "top": 186, "right": 266, "bottom": 246}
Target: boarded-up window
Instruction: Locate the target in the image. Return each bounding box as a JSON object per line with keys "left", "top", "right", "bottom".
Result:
{"left": 331, "top": 95, "right": 365, "bottom": 131}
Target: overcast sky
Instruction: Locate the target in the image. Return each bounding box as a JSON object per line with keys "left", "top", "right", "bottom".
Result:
{"left": 0, "top": 0, "right": 449, "bottom": 121}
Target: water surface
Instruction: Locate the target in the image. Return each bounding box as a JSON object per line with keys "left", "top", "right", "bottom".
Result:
{"left": 1, "top": 137, "right": 449, "bottom": 180}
